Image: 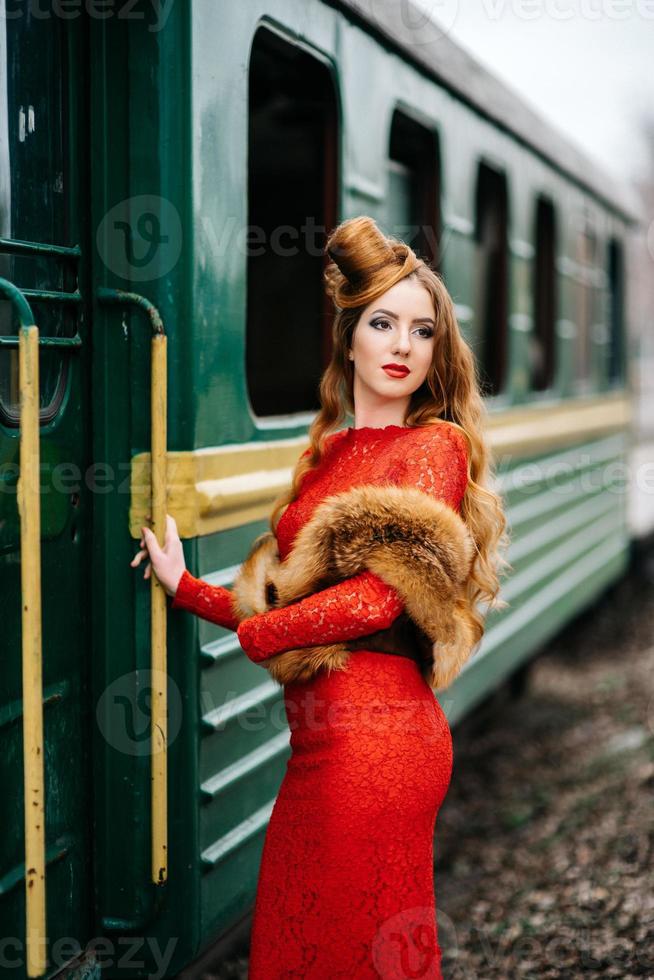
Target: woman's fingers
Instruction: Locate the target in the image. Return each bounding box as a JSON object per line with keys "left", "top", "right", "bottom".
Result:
{"left": 130, "top": 547, "right": 149, "bottom": 566}
{"left": 164, "top": 513, "right": 179, "bottom": 547}
{"left": 131, "top": 519, "right": 176, "bottom": 574}
{"left": 142, "top": 526, "right": 159, "bottom": 552}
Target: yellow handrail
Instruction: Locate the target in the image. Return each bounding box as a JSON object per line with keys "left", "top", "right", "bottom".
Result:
{"left": 18, "top": 326, "right": 46, "bottom": 977}
{"left": 0, "top": 278, "right": 46, "bottom": 978}
{"left": 18, "top": 325, "right": 46, "bottom": 978}
{"left": 150, "top": 331, "right": 168, "bottom": 884}
{"left": 97, "top": 288, "right": 168, "bottom": 884}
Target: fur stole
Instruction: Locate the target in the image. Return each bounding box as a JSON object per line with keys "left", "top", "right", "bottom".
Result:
{"left": 231, "top": 484, "right": 480, "bottom": 691}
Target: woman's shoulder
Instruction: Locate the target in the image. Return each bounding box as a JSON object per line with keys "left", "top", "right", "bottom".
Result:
{"left": 298, "top": 428, "right": 347, "bottom": 462}
{"left": 406, "top": 421, "right": 469, "bottom": 459}
{"left": 398, "top": 422, "right": 469, "bottom": 507}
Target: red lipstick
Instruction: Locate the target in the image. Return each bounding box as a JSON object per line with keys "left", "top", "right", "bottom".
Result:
{"left": 382, "top": 364, "right": 410, "bottom": 378}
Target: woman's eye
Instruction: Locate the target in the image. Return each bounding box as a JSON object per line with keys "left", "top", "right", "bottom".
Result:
{"left": 370, "top": 319, "right": 433, "bottom": 338}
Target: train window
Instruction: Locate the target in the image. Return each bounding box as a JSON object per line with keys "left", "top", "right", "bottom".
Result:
{"left": 385, "top": 110, "right": 441, "bottom": 268}
{"left": 474, "top": 162, "right": 509, "bottom": 397}
{"left": 531, "top": 196, "right": 557, "bottom": 392}
{"left": 607, "top": 237, "right": 625, "bottom": 386}
{"left": 246, "top": 27, "right": 338, "bottom": 419}
{"left": 0, "top": 14, "right": 74, "bottom": 426}
{"left": 574, "top": 226, "right": 596, "bottom": 389}
{"left": 0, "top": 300, "right": 75, "bottom": 424}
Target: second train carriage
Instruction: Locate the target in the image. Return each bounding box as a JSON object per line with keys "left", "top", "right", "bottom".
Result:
{"left": 0, "top": 1, "right": 644, "bottom": 977}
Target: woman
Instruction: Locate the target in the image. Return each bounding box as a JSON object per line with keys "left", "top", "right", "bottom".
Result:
{"left": 131, "top": 216, "right": 509, "bottom": 978}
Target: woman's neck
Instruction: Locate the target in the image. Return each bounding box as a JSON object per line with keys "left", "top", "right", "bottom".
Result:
{"left": 349, "top": 411, "right": 407, "bottom": 430}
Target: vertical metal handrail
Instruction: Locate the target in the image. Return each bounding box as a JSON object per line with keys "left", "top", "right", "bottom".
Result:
{"left": 0, "top": 277, "right": 46, "bottom": 978}
{"left": 97, "top": 287, "right": 169, "bottom": 885}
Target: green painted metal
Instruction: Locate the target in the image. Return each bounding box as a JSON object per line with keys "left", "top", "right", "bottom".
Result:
{"left": 0, "top": 276, "right": 37, "bottom": 325}
{"left": 0, "top": 239, "right": 82, "bottom": 260}
{"left": 0, "top": 15, "right": 96, "bottom": 980}
{"left": 88, "top": 6, "right": 201, "bottom": 978}
{"left": 0, "top": 336, "right": 82, "bottom": 349}
{"left": 96, "top": 288, "right": 165, "bottom": 335}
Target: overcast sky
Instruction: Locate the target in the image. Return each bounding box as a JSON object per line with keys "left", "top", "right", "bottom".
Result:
{"left": 410, "top": 0, "right": 654, "bottom": 184}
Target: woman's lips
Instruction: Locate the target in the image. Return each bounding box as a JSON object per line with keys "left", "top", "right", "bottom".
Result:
{"left": 382, "top": 366, "right": 410, "bottom": 378}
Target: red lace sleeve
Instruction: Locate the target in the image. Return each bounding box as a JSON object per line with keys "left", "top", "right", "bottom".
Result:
{"left": 236, "top": 423, "right": 470, "bottom": 664}
{"left": 171, "top": 568, "right": 241, "bottom": 632}
{"left": 236, "top": 570, "right": 405, "bottom": 663}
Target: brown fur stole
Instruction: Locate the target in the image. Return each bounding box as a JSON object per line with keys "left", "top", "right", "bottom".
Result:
{"left": 231, "top": 484, "right": 480, "bottom": 691}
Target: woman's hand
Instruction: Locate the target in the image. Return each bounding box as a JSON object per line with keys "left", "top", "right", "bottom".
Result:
{"left": 130, "top": 513, "right": 186, "bottom": 598}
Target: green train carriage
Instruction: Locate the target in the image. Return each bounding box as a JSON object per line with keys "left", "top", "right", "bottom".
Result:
{"left": 0, "top": 1, "right": 641, "bottom": 977}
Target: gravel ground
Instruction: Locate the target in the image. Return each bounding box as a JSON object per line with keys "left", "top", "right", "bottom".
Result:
{"left": 189, "top": 554, "right": 654, "bottom": 979}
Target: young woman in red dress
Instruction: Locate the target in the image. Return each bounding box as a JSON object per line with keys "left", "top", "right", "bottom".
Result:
{"left": 132, "top": 216, "right": 509, "bottom": 978}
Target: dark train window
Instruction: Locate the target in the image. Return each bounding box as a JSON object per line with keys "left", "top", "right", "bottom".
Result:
{"left": 607, "top": 237, "right": 625, "bottom": 386}
{"left": 246, "top": 28, "right": 338, "bottom": 419}
{"left": 574, "top": 225, "right": 596, "bottom": 388}
{"left": 531, "top": 196, "right": 557, "bottom": 392}
{"left": 474, "top": 162, "right": 509, "bottom": 397}
{"left": 385, "top": 109, "right": 441, "bottom": 268}
{"left": 0, "top": 15, "right": 74, "bottom": 425}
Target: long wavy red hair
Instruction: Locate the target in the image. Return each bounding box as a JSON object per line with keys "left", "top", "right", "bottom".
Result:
{"left": 269, "top": 216, "right": 511, "bottom": 637}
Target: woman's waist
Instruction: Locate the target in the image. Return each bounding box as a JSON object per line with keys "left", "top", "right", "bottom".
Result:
{"left": 281, "top": 652, "right": 451, "bottom": 753}
{"left": 283, "top": 648, "right": 438, "bottom": 716}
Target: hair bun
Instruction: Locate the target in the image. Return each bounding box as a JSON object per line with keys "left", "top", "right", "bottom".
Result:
{"left": 324, "top": 215, "right": 421, "bottom": 309}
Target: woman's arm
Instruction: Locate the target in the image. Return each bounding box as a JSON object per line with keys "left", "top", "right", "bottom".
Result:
{"left": 236, "top": 570, "right": 405, "bottom": 663}
{"left": 237, "top": 423, "right": 469, "bottom": 663}
{"left": 168, "top": 557, "right": 403, "bottom": 644}
{"left": 171, "top": 568, "right": 241, "bottom": 632}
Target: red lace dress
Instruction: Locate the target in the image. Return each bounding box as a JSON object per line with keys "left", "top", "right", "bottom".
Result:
{"left": 172, "top": 422, "right": 469, "bottom": 979}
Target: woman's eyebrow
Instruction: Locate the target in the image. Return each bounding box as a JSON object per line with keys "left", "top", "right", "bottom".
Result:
{"left": 371, "top": 308, "right": 435, "bottom": 325}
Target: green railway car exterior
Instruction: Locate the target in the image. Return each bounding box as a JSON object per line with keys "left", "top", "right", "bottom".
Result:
{"left": 0, "top": 2, "right": 639, "bottom": 977}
